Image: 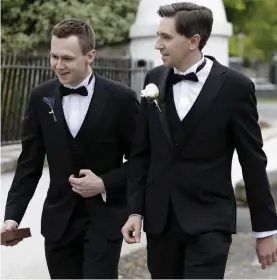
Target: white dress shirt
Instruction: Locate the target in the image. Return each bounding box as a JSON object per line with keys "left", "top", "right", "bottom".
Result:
{"left": 63, "top": 73, "right": 106, "bottom": 202}
{"left": 63, "top": 73, "right": 95, "bottom": 138}
{"left": 172, "top": 57, "right": 277, "bottom": 238}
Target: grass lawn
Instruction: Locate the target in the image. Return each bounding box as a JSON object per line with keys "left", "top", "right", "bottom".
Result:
{"left": 257, "top": 97, "right": 277, "bottom": 103}
{"left": 259, "top": 120, "right": 271, "bottom": 129}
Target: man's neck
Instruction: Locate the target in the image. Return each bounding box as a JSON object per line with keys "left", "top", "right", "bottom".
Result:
{"left": 69, "top": 68, "right": 92, "bottom": 87}
{"left": 175, "top": 52, "right": 203, "bottom": 73}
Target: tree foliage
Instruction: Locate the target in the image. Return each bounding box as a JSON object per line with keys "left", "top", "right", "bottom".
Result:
{"left": 1, "top": 0, "right": 139, "bottom": 53}
{"left": 2, "top": 0, "right": 277, "bottom": 61}
{"left": 224, "top": 0, "right": 277, "bottom": 61}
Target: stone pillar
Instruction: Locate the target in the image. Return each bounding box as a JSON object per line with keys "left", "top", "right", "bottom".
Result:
{"left": 229, "top": 57, "right": 243, "bottom": 73}
{"left": 130, "top": 0, "right": 233, "bottom": 67}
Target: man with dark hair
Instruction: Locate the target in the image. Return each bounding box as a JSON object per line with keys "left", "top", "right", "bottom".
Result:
{"left": 122, "top": 2, "right": 277, "bottom": 279}
{"left": 2, "top": 19, "right": 139, "bottom": 279}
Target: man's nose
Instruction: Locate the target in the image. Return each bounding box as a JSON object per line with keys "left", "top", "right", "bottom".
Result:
{"left": 154, "top": 41, "right": 160, "bottom": 50}
{"left": 56, "top": 59, "right": 64, "bottom": 70}
{"left": 155, "top": 39, "right": 163, "bottom": 50}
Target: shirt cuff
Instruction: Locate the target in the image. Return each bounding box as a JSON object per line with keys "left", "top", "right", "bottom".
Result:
{"left": 101, "top": 191, "right": 107, "bottom": 203}
{"left": 4, "top": 220, "right": 19, "bottom": 227}
{"left": 130, "top": 214, "right": 143, "bottom": 218}
{"left": 252, "top": 230, "right": 277, "bottom": 238}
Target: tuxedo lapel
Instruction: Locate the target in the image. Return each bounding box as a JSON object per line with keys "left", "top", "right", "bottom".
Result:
{"left": 76, "top": 73, "right": 110, "bottom": 144}
{"left": 52, "top": 81, "right": 69, "bottom": 144}
{"left": 156, "top": 68, "right": 174, "bottom": 150}
{"left": 177, "top": 57, "right": 227, "bottom": 150}
{"left": 44, "top": 74, "right": 109, "bottom": 149}
{"left": 40, "top": 80, "right": 76, "bottom": 168}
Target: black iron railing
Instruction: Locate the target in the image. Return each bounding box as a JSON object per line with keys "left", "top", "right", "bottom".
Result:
{"left": 1, "top": 54, "right": 150, "bottom": 145}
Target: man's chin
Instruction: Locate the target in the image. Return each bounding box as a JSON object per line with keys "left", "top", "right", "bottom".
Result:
{"left": 162, "top": 60, "right": 173, "bottom": 68}
{"left": 57, "top": 75, "right": 71, "bottom": 85}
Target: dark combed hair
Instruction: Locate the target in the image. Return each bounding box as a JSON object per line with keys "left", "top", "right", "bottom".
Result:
{"left": 158, "top": 2, "right": 213, "bottom": 50}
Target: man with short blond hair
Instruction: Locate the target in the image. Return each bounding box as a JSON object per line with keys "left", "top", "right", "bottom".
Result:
{"left": 2, "top": 19, "right": 139, "bottom": 279}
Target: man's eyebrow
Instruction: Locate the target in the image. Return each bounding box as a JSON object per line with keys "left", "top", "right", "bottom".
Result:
{"left": 49, "top": 53, "right": 75, "bottom": 58}
{"left": 157, "top": 32, "right": 171, "bottom": 36}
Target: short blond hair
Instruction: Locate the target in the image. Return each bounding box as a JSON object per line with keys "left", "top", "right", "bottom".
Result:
{"left": 52, "top": 19, "right": 95, "bottom": 54}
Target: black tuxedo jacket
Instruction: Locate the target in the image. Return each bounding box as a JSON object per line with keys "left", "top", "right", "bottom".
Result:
{"left": 128, "top": 56, "right": 277, "bottom": 236}
{"left": 4, "top": 73, "right": 139, "bottom": 241}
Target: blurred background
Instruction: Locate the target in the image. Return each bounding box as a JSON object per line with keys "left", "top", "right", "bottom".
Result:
{"left": 1, "top": 0, "right": 277, "bottom": 279}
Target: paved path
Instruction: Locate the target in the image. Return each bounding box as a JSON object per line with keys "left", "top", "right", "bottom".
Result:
{"left": 2, "top": 166, "right": 276, "bottom": 278}
{"left": 2, "top": 136, "right": 277, "bottom": 279}
{"left": 1, "top": 168, "right": 148, "bottom": 279}
{"left": 1, "top": 116, "right": 277, "bottom": 279}
{"left": 258, "top": 102, "right": 277, "bottom": 122}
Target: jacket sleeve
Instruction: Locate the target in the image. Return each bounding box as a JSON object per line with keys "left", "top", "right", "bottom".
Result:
{"left": 100, "top": 89, "right": 140, "bottom": 203}
{"left": 127, "top": 74, "right": 151, "bottom": 216}
{"left": 231, "top": 81, "right": 277, "bottom": 232}
{"left": 4, "top": 90, "right": 46, "bottom": 224}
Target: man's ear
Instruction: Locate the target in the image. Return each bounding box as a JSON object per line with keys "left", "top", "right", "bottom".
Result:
{"left": 87, "top": 50, "right": 96, "bottom": 64}
{"left": 189, "top": 34, "right": 201, "bottom": 51}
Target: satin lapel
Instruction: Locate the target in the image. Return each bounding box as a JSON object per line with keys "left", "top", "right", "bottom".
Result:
{"left": 52, "top": 81, "right": 69, "bottom": 144}
{"left": 176, "top": 57, "right": 227, "bottom": 151}
{"left": 76, "top": 73, "right": 110, "bottom": 144}
{"left": 156, "top": 67, "right": 174, "bottom": 150}
{"left": 42, "top": 80, "right": 75, "bottom": 167}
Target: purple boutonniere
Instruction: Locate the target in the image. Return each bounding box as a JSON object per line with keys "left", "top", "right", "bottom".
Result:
{"left": 43, "top": 97, "right": 57, "bottom": 122}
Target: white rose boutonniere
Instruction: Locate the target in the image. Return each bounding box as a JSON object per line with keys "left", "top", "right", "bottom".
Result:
{"left": 141, "top": 83, "right": 161, "bottom": 112}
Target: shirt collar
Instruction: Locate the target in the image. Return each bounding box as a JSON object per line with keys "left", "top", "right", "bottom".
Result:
{"left": 174, "top": 55, "right": 205, "bottom": 76}
{"left": 64, "top": 71, "right": 93, "bottom": 89}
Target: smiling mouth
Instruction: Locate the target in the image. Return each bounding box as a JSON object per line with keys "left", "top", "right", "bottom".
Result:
{"left": 58, "top": 72, "right": 69, "bottom": 76}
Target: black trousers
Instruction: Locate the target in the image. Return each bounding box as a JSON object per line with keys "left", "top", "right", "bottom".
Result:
{"left": 146, "top": 202, "right": 232, "bottom": 279}
{"left": 44, "top": 203, "right": 122, "bottom": 279}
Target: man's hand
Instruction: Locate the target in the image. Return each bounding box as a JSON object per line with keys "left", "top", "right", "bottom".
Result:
{"left": 256, "top": 235, "right": 277, "bottom": 269}
{"left": 121, "top": 215, "right": 142, "bottom": 244}
{"left": 1, "top": 221, "right": 22, "bottom": 247}
{"left": 69, "top": 169, "right": 105, "bottom": 198}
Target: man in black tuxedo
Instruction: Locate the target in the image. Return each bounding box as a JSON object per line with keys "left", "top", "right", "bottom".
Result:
{"left": 1, "top": 19, "right": 139, "bottom": 279}
{"left": 122, "top": 2, "right": 277, "bottom": 279}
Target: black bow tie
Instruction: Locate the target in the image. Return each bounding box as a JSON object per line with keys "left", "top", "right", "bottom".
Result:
{"left": 60, "top": 74, "right": 93, "bottom": 97}
{"left": 60, "top": 85, "right": 88, "bottom": 97}
{"left": 170, "top": 59, "right": 206, "bottom": 85}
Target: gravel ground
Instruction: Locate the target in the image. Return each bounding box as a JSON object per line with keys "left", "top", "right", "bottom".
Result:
{"left": 117, "top": 171, "right": 277, "bottom": 279}
{"left": 118, "top": 233, "right": 277, "bottom": 279}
